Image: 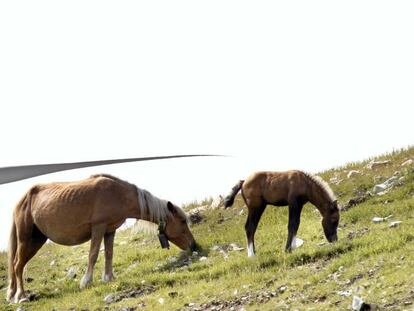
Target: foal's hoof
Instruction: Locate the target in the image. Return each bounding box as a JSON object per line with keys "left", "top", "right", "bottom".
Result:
{"left": 102, "top": 273, "right": 115, "bottom": 283}
{"left": 80, "top": 275, "right": 92, "bottom": 289}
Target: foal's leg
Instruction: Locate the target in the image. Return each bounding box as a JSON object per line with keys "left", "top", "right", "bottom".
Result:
{"left": 80, "top": 224, "right": 106, "bottom": 289}
{"left": 102, "top": 231, "right": 115, "bottom": 282}
{"left": 245, "top": 204, "right": 266, "bottom": 257}
{"left": 13, "top": 233, "right": 47, "bottom": 303}
{"left": 285, "top": 200, "right": 304, "bottom": 252}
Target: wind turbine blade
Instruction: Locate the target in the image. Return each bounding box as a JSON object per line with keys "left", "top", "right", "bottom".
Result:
{"left": 0, "top": 154, "right": 219, "bottom": 185}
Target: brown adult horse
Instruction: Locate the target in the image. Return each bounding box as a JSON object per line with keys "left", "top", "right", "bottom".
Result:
{"left": 224, "top": 170, "right": 339, "bottom": 257}
{"left": 7, "top": 174, "right": 196, "bottom": 303}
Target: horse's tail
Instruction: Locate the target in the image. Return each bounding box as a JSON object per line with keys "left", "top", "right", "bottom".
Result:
{"left": 223, "top": 180, "right": 244, "bottom": 208}
{"left": 8, "top": 193, "right": 29, "bottom": 290}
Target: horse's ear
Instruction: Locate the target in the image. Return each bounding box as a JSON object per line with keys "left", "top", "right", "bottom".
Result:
{"left": 167, "top": 201, "right": 177, "bottom": 214}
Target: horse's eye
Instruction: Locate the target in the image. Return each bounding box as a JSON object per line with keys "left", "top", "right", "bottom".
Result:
{"left": 181, "top": 220, "right": 187, "bottom": 224}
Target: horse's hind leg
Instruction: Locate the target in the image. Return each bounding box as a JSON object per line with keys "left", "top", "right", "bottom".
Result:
{"left": 14, "top": 226, "right": 47, "bottom": 303}
{"left": 80, "top": 224, "right": 106, "bottom": 289}
{"left": 285, "top": 199, "right": 304, "bottom": 252}
{"left": 102, "top": 231, "right": 115, "bottom": 282}
{"left": 245, "top": 204, "right": 266, "bottom": 257}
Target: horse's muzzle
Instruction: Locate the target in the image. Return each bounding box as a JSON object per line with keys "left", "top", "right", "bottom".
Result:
{"left": 328, "top": 234, "right": 338, "bottom": 243}
{"left": 190, "top": 241, "right": 199, "bottom": 252}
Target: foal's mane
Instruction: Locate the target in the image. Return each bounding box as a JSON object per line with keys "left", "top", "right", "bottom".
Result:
{"left": 303, "top": 172, "right": 336, "bottom": 203}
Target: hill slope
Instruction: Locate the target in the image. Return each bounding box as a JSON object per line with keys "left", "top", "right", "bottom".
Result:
{"left": 1, "top": 147, "right": 414, "bottom": 310}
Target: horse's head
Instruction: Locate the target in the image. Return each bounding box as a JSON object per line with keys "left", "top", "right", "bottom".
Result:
{"left": 322, "top": 200, "right": 340, "bottom": 242}
{"left": 161, "top": 202, "right": 197, "bottom": 252}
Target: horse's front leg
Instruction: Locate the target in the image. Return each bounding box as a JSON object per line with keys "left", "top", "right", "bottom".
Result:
{"left": 285, "top": 200, "right": 303, "bottom": 252}
{"left": 102, "top": 231, "right": 115, "bottom": 282}
{"left": 245, "top": 204, "right": 266, "bottom": 257}
{"left": 80, "top": 224, "right": 106, "bottom": 289}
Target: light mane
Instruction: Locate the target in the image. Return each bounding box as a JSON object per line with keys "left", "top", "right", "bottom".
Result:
{"left": 135, "top": 187, "right": 188, "bottom": 228}
{"left": 303, "top": 172, "right": 336, "bottom": 202}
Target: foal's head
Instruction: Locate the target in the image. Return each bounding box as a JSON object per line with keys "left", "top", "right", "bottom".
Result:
{"left": 322, "top": 200, "right": 340, "bottom": 242}
{"left": 164, "top": 202, "right": 197, "bottom": 252}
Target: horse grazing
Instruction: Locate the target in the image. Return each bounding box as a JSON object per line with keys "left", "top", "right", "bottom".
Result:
{"left": 224, "top": 170, "right": 339, "bottom": 257}
{"left": 7, "top": 174, "right": 196, "bottom": 303}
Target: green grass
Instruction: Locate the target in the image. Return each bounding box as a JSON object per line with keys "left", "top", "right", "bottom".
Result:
{"left": 1, "top": 147, "right": 413, "bottom": 310}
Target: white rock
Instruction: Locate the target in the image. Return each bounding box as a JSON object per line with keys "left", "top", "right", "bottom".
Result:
{"left": 291, "top": 237, "right": 304, "bottom": 249}
{"left": 366, "top": 160, "right": 391, "bottom": 169}
{"left": 352, "top": 296, "right": 364, "bottom": 310}
{"left": 211, "top": 196, "right": 223, "bottom": 209}
{"left": 389, "top": 221, "right": 402, "bottom": 228}
{"left": 104, "top": 294, "right": 115, "bottom": 304}
{"left": 66, "top": 267, "right": 77, "bottom": 279}
{"left": 372, "top": 176, "right": 398, "bottom": 194}
{"left": 347, "top": 170, "right": 360, "bottom": 178}
{"left": 158, "top": 297, "right": 165, "bottom": 305}
{"left": 50, "top": 260, "right": 56, "bottom": 266}
{"left": 338, "top": 290, "right": 352, "bottom": 297}
{"left": 229, "top": 243, "right": 244, "bottom": 251}
{"left": 199, "top": 256, "right": 208, "bottom": 261}
{"left": 372, "top": 217, "right": 385, "bottom": 223}
{"left": 401, "top": 159, "right": 413, "bottom": 167}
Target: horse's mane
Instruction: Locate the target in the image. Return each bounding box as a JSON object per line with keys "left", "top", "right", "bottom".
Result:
{"left": 303, "top": 172, "right": 336, "bottom": 203}
{"left": 91, "top": 174, "right": 188, "bottom": 233}
{"left": 136, "top": 187, "right": 188, "bottom": 223}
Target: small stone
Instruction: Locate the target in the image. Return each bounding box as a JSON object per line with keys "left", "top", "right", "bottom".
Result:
{"left": 199, "top": 256, "right": 208, "bottom": 261}
{"left": 347, "top": 170, "right": 360, "bottom": 178}
{"left": 401, "top": 159, "right": 413, "bottom": 166}
{"left": 229, "top": 243, "right": 244, "bottom": 251}
{"left": 66, "top": 267, "right": 77, "bottom": 280}
{"left": 291, "top": 237, "right": 304, "bottom": 249}
{"left": 50, "top": 260, "right": 56, "bottom": 266}
{"left": 210, "top": 245, "right": 222, "bottom": 252}
{"left": 279, "top": 286, "right": 287, "bottom": 293}
{"left": 366, "top": 160, "right": 391, "bottom": 169}
{"left": 388, "top": 221, "right": 402, "bottom": 228}
{"left": 104, "top": 294, "right": 115, "bottom": 304}
{"left": 16, "top": 307, "right": 26, "bottom": 311}
{"left": 338, "top": 290, "right": 352, "bottom": 297}
{"left": 372, "top": 217, "right": 385, "bottom": 223}
{"left": 352, "top": 296, "right": 364, "bottom": 310}
{"left": 211, "top": 196, "right": 223, "bottom": 209}
{"left": 158, "top": 297, "right": 165, "bottom": 304}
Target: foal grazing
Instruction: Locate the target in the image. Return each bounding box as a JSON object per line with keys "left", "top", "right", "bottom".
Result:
{"left": 7, "top": 174, "right": 196, "bottom": 303}
{"left": 224, "top": 170, "right": 339, "bottom": 257}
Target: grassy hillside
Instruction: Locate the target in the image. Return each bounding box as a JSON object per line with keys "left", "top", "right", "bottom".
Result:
{"left": 1, "top": 147, "right": 414, "bottom": 310}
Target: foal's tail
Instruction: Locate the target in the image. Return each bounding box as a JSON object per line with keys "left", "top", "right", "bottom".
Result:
{"left": 223, "top": 180, "right": 244, "bottom": 208}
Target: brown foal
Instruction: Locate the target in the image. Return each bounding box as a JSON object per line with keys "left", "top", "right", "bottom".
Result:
{"left": 224, "top": 170, "right": 339, "bottom": 257}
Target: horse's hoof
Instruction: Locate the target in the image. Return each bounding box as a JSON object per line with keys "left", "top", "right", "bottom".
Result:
{"left": 18, "top": 297, "right": 30, "bottom": 303}
{"left": 6, "top": 291, "right": 16, "bottom": 303}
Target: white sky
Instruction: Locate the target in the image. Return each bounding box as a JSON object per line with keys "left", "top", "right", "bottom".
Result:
{"left": 0, "top": 1, "right": 413, "bottom": 250}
